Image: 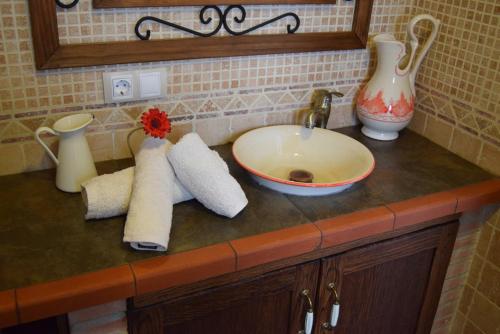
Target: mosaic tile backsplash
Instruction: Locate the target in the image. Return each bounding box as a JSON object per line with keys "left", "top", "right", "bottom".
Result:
{"left": 408, "top": 0, "right": 500, "bottom": 176}
{"left": 0, "top": 0, "right": 498, "bottom": 176}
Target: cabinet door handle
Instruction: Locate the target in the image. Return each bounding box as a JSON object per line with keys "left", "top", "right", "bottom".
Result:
{"left": 322, "top": 282, "right": 340, "bottom": 331}
{"left": 299, "top": 289, "right": 314, "bottom": 334}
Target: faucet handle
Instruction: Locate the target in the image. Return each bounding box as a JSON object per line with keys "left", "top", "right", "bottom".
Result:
{"left": 330, "top": 91, "right": 344, "bottom": 98}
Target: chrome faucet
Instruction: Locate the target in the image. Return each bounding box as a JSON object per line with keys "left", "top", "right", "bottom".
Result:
{"left": 304, "top": 90, "right": 344, "bottom": 129}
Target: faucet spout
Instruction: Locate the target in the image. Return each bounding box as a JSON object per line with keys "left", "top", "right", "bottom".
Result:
{"left": 304, "top": 112, "right": 318, "bottom": 129}
{"left": 304, "top": 90, "right": 343, "bottom": 129}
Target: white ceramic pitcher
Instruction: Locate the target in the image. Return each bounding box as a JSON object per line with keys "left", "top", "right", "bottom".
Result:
{"left": 356, "top": 14, "right": 440, "bottom": 140}
{"left": 35, "top": 113, "right": 97, "bottom": 192}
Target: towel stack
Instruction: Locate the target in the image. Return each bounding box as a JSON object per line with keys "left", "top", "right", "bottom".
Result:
{"left": 82, "top": 133, "right": 247, "bottom": 252}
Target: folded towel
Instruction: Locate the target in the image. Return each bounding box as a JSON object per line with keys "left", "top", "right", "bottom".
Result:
{"left": 167, "top": 133, "right": 248, "bottom": 218}
{"left": 81, "top": 149, "right": 228, "bottom": 220}
{"left": 82, "top": 167, "right": 192, "bottom": 220}
{"left": 82, "top": 167, "right": 134, "bottom": 220}
{"left": 123, "top": 138, "right": 174, "bottom": 251}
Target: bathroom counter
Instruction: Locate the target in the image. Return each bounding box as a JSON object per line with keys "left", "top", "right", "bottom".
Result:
{"left": 1, "top": 126, "right": 499, "bottom": 327}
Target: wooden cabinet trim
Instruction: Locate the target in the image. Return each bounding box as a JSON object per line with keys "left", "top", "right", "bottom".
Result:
{"left": 29, "top": 0, "right": 374, "bottom": 69}
{"left": 93, "top": 0, "right": 338, "bottom": 7}
{"left": 416, "top": 222, "right": 459, "bottom": 334}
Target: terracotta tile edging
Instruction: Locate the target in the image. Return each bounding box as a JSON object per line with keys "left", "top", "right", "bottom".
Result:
{"left": 451, "top": 179, "right": 500, "bottom": 213}
{"left": 314, "top": 206, "right": 395, "bottom": 248}
{"left": 131, "top": 242, "right": 236, "bottom": 296}
{"left": 386, "top": 191, "right": 458, "bottom": 230}
{"left": 128, "top": 263, "right": 138, "bottom": 297}
{"left": 0, "top": 289, "right": 18, "bottom": 329}
{"left": 229, "top": 223, "right": 322, "bottom": 271}
{"left": 226, "top": 241, "right": 239, "bottom": 272}
{"left": 16, "top": 265, "right": 135, "bottom": 324}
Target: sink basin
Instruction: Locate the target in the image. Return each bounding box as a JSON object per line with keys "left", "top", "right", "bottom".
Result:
{"left": 232, "top": 125, "right": 375, "bottom": 196}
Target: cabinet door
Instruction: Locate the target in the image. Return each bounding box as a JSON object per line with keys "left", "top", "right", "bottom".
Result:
{"left": 314, "top": 222, "right": 458, "bottom": 334}
{"left": 128, "top": 261, "right": 320, "bottom": 334}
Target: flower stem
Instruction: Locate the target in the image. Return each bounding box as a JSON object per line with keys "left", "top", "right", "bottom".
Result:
{"left": 127, "top": 127, "right": 143, "bottom": 159}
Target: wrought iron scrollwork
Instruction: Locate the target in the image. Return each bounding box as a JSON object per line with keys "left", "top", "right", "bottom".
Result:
{"left": 222, "top": 5, "right": 299, "bottom": 36}
{"left": 135, "top": 6, "right": 223, "bottom": 40}
{"left": 55, "top": 0, "right": 79, "bottom": 9}
{"left": 135, "top": 5, "right": 300, "bottom": 40}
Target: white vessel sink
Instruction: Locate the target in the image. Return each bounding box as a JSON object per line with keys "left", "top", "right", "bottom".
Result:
{"left": 232, "top": 125, "right": 375, "bottom": 196}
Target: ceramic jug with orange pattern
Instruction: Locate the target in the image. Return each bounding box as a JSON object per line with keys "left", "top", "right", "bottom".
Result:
{"left": 356, "top": 14, "right": 440, "bottom": 141}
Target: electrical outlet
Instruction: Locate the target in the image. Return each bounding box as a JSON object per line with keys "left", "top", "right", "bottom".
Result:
{"left": 112, "top": 78, "right": 133, "bottom": 99}
{"left": 103, "top": 69, "right": 167, "bottom": 103}
{"left": 103, "top": 72, "right": 135, "bottom": 103}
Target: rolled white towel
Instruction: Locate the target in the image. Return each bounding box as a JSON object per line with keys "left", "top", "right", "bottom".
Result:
{"left": 82, "top": 167, "right": 134, "bottom": 220}
{"left": 81, "top": 149, "right": 228, "bottom": 220}
{"left": 123, "top": 138, "right": 174, "bottom": 251}
{"left": 167, "top": 133, "right": 248, "bottom": 218}
{"left": 82, "top": 167, "right": 192, "bottom": 220}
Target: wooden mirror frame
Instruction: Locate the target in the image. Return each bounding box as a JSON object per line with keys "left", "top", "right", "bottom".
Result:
{"left": 29, "top": 0, "right": 374, "bottom": 70}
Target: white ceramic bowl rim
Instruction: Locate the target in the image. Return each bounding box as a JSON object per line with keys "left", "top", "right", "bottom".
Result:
{"left": 232, "top": 126, "right": 375, "bottom": 188}
{"left": 53, "top": 113, "right": 94, "bottom": 133}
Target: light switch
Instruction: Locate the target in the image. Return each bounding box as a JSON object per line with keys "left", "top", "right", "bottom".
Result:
{"left": 139, "top": 72, "right": 162, "bottom": 98}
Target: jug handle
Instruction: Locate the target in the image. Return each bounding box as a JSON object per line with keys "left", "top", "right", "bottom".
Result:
{"left": 35, "top": 127, "right": 59, "bottom": 166}
{"left": 408, "top": 14, "right": 440, "bottom": 88}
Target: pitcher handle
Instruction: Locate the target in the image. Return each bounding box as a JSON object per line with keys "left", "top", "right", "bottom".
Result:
{"left": 35, "top": 127, "right": 59, "bottom": 165}
{"left": 408, "top": 14, "right": 440, "bottom": 87}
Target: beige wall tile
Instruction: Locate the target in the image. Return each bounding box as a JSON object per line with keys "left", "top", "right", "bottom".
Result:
{"left": 424, "top": 116, "right": 453, "bottom": 149}
{"left": 266, "top": 111, "right": 300, "bottom": 126}
{"left": 0, "top": 144, "right": 24, "bottom": 176}
{"left": 476, "top": 224, "right": 493, "bottom": 258}
{"left": 326, "top": 104, "right": 357, "bottom": 129}
{"left": 467, "top": 293, "right": 500, "bottom": 334}
{"left": 169, "top": 122, "right": 193, "bottom": 144}
{"left": 112, "top": 122, "right": 193, "bottom": 160}
{"left": 408, "top": 110, "right": 427, "bottom": 135}
{"left": 23, "top": 139, "right": 58, "bottom": 172}
{"left": 486, "top": 229, "right": 500, "bottom": 267}
{"left": 459, "top": 285, "right": 474, "bottom": 314}
{"left": 478, "top": 143, "right": 500, "bottom": 176}
{"left": 450, "top": 129, "right": 482, "bottom": 164}
{"left": 194, "top": 118, "right": 231, "bottom": 146}
{"left": 477, "top": 263, "right": 500, "bottom": 308}
{"left": 451, "top": 312, "right": 466, "bottom": 334}
{"left": 463, "top": 321, "right": 485, "bottom": 334}
{"left": 113, "top": 129, "right": 145, "bottom": 160}
{"left": 229, "top": 114, "right": 266, "bottom": 142}
{"left": 468, "top": 255, "right": 485, "bottom": 289}
{"left": 86, "top": 132, "right": 113, "bottom": 162}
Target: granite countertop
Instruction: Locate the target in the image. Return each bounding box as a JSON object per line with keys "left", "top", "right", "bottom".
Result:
{"left": 0, "top": 126, "right": 495, "bottom": 293}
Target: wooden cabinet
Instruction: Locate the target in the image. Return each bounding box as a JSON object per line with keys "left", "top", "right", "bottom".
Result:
{"left": 128, "top": 222, "right": 458, "bottom": 334}
{"left": 128, "top": 262, "right": 321, "bottom": 334}
{"left": 314, "top": 222, "right": 457, "bottom": 334}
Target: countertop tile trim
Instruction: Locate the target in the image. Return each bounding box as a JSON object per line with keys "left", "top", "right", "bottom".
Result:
{"left": 314, "top": 206, "right": 395, "bottom": 248}
{"left": 131, "top": 243, "right": 236, "bottom": 296}
{"left": 451, "top": 179, "right": 500, "bottom": 213}
{"left": 16, "top": 265, "right": 135, "bottom": 324}
{"left": 387, "top": 191, "right": 458, "bottom": 230}
{"left": 0, "top": 289, "right": 18, "bottom": 329}
{"left": 230, "top": 223, "right": 322, "bottom": 271}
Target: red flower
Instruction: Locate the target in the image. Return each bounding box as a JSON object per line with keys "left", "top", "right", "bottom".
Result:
{"left": 141, "top": 108, "right": 171, "bottom": 139}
